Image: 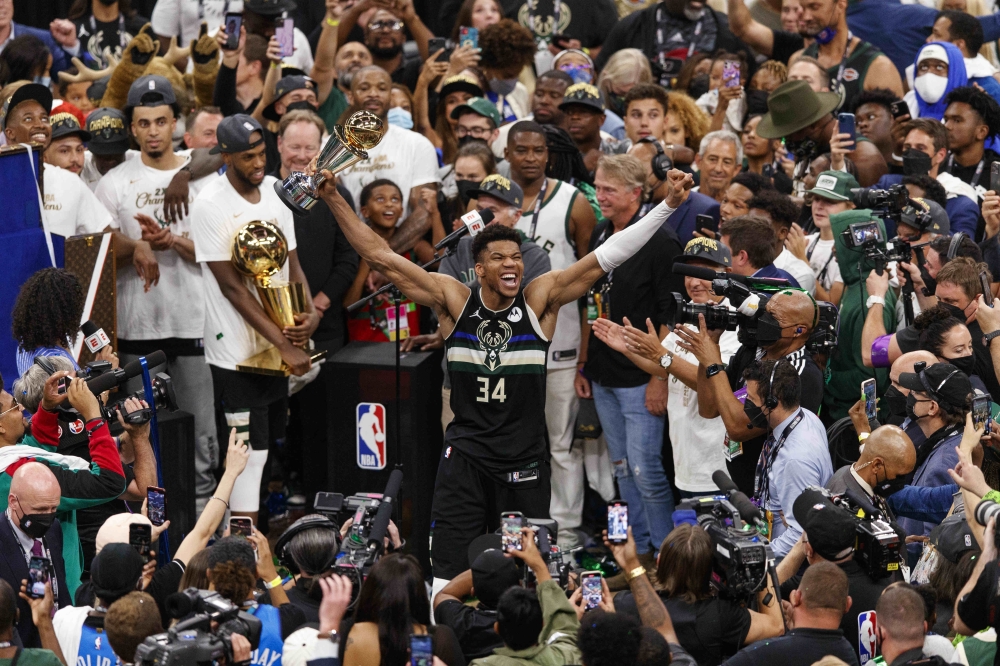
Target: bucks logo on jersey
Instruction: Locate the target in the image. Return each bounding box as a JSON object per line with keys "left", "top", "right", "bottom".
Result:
{"left": 478, "top": 319, "right": 513, "bottom": 371}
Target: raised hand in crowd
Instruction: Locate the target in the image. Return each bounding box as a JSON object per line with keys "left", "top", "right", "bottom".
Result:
{"left": 664, "top": 169, "right": 695, "bottom": 209}
{"left": 317, "top": 575, "right": 353, "bottom": 637}
{"left": 984, "top": 190, "right": 1000, "bottom": 240}
{"left": 568, "top": 577, "right": 614, "bottom": 620}
{"left": 446, "top": 44, "right": 481, "bottom": 79}
{"left": 829, "top": 132, "right": 854, "bottom": 172}
{"left": 218, "top": 22, "right": 247, "bottom": 67}
{"left": 19, "top": 580, "right": 67, "bottom": 666}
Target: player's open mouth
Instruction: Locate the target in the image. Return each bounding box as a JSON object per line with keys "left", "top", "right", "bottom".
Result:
{"left": 500, "top": 272, "right": 518, "bottom": 288}
{"left": 31, "top": 132, "right": 47, "bottom": 142}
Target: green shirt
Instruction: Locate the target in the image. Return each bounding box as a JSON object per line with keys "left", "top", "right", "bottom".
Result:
{"left": 0, "top": 649, "right": 64, "bottom": 666}
{"left": 318, "top": 88, "right": 349, "bottom": 133}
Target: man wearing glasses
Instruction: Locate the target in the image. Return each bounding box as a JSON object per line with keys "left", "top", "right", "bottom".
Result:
{"left": 452, "top": 98, "right": 508, "bottom": 169}
{"left": 336, "top": 0, "right": 435, "bottom": 92}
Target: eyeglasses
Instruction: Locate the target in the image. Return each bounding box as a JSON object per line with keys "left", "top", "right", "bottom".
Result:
{"left": 368, "top": 19, "right": 403, "bottom": 31}
{"left": 0, "top": 400, "right": 23, "bottom": 419}
{"left": 455, "top": 125, "right": 492, "bottom": 138}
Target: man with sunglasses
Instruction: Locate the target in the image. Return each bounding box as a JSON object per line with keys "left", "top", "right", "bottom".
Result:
{"left": 337, "top": 0, "right": 434, "bottom": 93}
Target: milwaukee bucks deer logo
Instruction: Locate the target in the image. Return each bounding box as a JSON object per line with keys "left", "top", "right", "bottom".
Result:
{"left": 477, "top": 319, "right": 513, "bottom": 371}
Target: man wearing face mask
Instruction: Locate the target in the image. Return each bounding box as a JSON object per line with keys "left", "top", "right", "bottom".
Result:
{"left": 826, "top": 425, "right": 916, "bottom": 519}
{"left": 675, "top": 288, "right": 825, "bottom": 495}
{"left": 478, "top": 19, "right": 536, "bottom": 124}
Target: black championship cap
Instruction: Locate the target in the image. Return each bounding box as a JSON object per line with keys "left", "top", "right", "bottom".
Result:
{"left": 211, "top": 114, "right": 265, "bottom": 154}
{"left": 469, "top": 174, "right": 523, "bottom": 207}
{"left": 558, "top": 82, "right": 604, "bottom": 113}
{"left": 897, "top": 363, "right": 973, "bottom": 411}
{"left": 91, "top": 543, "right": 144, "bottom": 603}
{"left": 263, "top": 75, "right": 316, "bottom": 121}
{"left": 930, "top": 513, "right": 980, "bottom": 564}
{"left": 50, "top": 112, "right": 92, "bottom": 142}
{"left": 86, "top": 108, "right": 129, "bottom": 155}
{"left": 674, "top": 237, "right": 732, "bottom": 268}
{"left": 792, "top": 488, "right": 857, "bottom": 561}
{"left": 0, "top": 83, "right": 53, "bottom": 130}
{"left": 126, "top": 75, "right": 177, "bottom": 109}
{"left": 440, "top": 74, "right": 484, "bottom": 100}
{"left": 470, "top": 547, "right": 519, "bottom": 609}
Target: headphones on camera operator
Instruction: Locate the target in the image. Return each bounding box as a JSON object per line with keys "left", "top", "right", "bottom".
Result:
{"left": 274, "top": 514, "right": 342, "bottom": 575}
{"left": 765, "top": 359, "right": 782, "bottom": 411}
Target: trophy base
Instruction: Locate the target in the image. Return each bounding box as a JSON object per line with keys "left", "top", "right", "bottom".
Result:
{"left": 236, "top": 347, "right": 328, "bottom": 376}
{"left": 274, "top": 175, "right": 320, "bottom": 216}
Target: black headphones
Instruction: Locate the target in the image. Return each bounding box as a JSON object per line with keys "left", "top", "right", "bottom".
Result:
{"left": 33, "top": 356, "right": 57, "bottom": 376}
{"left": 637, "top": 136, "right": 673, "bottom": 181}
{"left": 947, "top": 232, "right": 966, "bottom": 260}
{"left": 765, "top": 359, "right": 782, "bottom": 410}
{"left": 274, "top": 514, "right": 341, "bottom": 575}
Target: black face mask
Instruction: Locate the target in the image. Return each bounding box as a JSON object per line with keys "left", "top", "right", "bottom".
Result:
{"left": 688, "top": 73, "right": 710, "bottom": 100}
{"left": 13, "top": 498, "right": 56, "bottom": 539}
{"left": 744, "top": 89, "right": 770, "bottom": 116}
{"left": 940, "top": 301, "right": 968, "bottom": 322}
{"left": 744, "top": 398, "right": 769, "bottom": 430}
{"left": 944, "top": 354, "right": 976, "bottom": 376}
{"left": 786, "top": 138, "right": 819, "bottom": 162}
{"left": 902, "top": 148, "right": 933, "bottom": 177}
{"left": 755, "top": 312, "right": 787, "bottom": 348}
{"left": 905, "top": 392, "right": 929, "bottom": 422}
{"left": 456, "top": 179, "right": 481, "bottom": 204}
{"left": 881, "top": 385, "right": 908, "bottom": 421}
{"left": 285, "top": 100, "right": 319, "bottom": 114}
{"left": 873, "top": 472, "right": 907, "bottom": 498}
{"left": 457, "top": 135, "right": 488, "bottom": 148}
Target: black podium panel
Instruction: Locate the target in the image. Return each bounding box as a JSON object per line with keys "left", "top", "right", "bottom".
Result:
{"left": 154, "top": 410, "right": 196, "bottom": 548}
{"left": 327, "top": 342, "right": 444, "bottom": 573}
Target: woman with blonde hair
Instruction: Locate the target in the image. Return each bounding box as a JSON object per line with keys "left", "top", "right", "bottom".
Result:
{"left": 596, "top": 48, "right": 653, "bottom": 140}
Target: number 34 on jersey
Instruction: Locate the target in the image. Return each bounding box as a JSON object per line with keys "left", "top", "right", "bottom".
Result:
{"left": 477, "top": 377, "right": 507, "bottom": 403}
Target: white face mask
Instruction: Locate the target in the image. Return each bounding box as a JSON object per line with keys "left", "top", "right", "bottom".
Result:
{"left": 914, "top": 73, "right": 948, "bottom": 104}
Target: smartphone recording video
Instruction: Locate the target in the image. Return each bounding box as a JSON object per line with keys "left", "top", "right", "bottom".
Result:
{"left": 581, "top": 572, "right": 603, "bottom": 610}
{"left": 501, "top": 512, "right": 524, "bottom": 552}
{"left": 607, "top": 501, "right": 628, "bottom": 544}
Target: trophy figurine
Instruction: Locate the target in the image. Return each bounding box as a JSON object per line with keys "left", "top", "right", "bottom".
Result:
{"left": 274, "top": 110, "right": 385, "bottom": 213}
{"left": 231, "top": 220, "right": 325, "bottom": 375}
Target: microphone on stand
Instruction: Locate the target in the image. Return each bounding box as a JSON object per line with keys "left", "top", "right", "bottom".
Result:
{"left": 434, "top": 208, "right": 495, "bottom": 250}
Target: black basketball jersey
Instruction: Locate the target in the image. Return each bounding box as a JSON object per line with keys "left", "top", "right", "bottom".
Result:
{"left": 444, "top": 287, "right": 551, "bottom": 474}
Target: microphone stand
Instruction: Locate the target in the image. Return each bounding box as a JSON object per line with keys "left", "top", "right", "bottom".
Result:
{"left": 346, "top": 242, "right": 461, "bottom": 523}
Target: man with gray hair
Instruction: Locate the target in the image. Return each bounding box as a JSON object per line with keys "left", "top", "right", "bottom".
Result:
{"left": 696, "top": 130, "right": 744, "bottom": 205}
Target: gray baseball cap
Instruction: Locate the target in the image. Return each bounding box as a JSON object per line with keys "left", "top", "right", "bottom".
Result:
{"left": 210, "top": 114, "right": 265, "bottom": 154}
{"left": 126, "top": 75, "right": 177, "bottom": 109}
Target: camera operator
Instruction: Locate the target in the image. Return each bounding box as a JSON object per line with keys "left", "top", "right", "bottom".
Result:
{"left": 612, "top": 522, "right": 783, "bottom": 665}
{"left": 433, "top": 547, "right": 520, "bottom": 661}
{"left": 104, "top": 592, "right": 165, "bottom": 666}
{"left": 777, "top": 488, "right": 894, "bottom": 662}
{"left": 675, "top": 288, "right": 824, "bottom": 497}
{"left": 827, "top": 425, "right": 916, "bottom": 520}
{"left": 0, "top": 579, "right": 62, "bottom": 666}
{"left": 876, "top": 585, "right": 951, "bottom": 666}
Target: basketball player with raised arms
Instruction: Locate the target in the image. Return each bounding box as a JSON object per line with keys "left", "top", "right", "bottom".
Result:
{"left": 313, "top": 164, "right": 692, "bottom": 588}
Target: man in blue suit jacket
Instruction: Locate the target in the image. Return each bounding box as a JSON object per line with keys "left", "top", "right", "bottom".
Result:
{"left": 0, "top": 463, "right": 69, "bottom": 648}
{"left": 0, "top": 15, "right": 79, "bottom": 76}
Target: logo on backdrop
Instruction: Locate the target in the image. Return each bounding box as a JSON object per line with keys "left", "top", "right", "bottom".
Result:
{"left": 356, "top": 403, "right": 386, "bottom": 470}
{"left": 858, "top": 610, "right": 877, "bottom": 665}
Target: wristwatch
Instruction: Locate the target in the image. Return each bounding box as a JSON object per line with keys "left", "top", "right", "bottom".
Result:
{"left": 659, "top": 352, "right": 673, "bottom": 369}
{"left": 984, "top": 330, "right": 1000, "bottom": 347}
{"left": 866, "top": 294, "right": 885, "bottom": 309}
{"left": 706, "top": 363, "right": 727, "bottom": 378}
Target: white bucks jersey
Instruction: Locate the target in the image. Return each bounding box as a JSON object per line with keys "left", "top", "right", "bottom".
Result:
{"left": 515, "top": 180, "right": 581, "bottom": 369}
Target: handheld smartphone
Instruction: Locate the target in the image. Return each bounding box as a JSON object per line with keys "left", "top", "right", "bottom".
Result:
{"left": 838, "top": 112, "right": 856, "bottom": 146}
{"left": 57, "top": 375, "right": 70, "bottom": 395}
{"left": 501, "top": 511, "right": 524, "bottom": 552}
{"left": 27, "top": 556, "right": 50, "bottom": 599}
{"left": 973, "top": 395, "right": 992, "bottom": 434}
{"left": 696, "top": 213, "right": 716, "bottom": 237}
{"left": 275, "top": 18, "right": 294, "bottom": 58}
{"left": 890, "top": 101, "right": 909, "bottom": 120}
{"left": 991, "top": 162, "right": 1000, "bottom": 194}
{"left": 861, "top": 378, "right": 877, "bottom": 422}
{"left": 146, "top": 486, "right": 166, "bottom": 527}
{"left": 229, "top": 517, "right": 254, "bottom": 539}
{"left": 581, "top": 571, "right": 603, "bottom": 611}
{"left": 607, "top": 500, "right": 628, "bottom": 544}
{"left": 982, "top": 271, "right": 995, "bottom": 307}
{"left": 224, "top": 12, "right": 242, "bottom": 50}
{"left": 409, "top": 634, "right": 433, "bottom": 666}
{"left": 428, "top": 36, "right": 449, "bottom": 62}
{"left": 129, "top": 523, "right": 152, "bottom": 564}
{"left": 722, "top": 60, "right": 740, "bottom": 88}
{"left": 459, "top": 26, "right": 478, "bottom": 50}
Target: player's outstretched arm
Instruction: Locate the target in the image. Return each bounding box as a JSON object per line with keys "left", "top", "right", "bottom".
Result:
{"left": 317, "top": 171, "right": 470, "bottom": 325}
{"left": 527, "top": 170, "right": 692, "bottom": 316}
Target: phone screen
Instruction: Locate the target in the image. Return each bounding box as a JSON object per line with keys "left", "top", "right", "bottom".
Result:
{"left": 501, "top": 513, "right": 523, "bottom": 552}
{"left": 224, "top": 13, "right": 242, "bottom": 50}
{"left": 147, "top": 486, "right": 166, "bottom": 526}
{"left": 607, "top": 501, "right": 628, "bottom": 543}
{"left": 722, "top": 61, "right": 740, "bottom": 88}
{"left": 410, "top": 635, "right": 433, "bottom": 666}
{"left": 28, "top": 557, "right": 49, "bottom": 599}
{"left": 581, "top": 573, "right": 602, "bottom": 610}
{"left": 129, "top": 523, "right": 151, "bottom": 563}
{"left": 275, "top": 18, "right": 294, "bottom": 58}
{"left": 890, "top": 101, "right": 908, "bottom": 119}
{"left": 862, "top": 379, "right": 877, "bottom": 421}
{"left": 973, "top": 396, "right": 991, "bottom": 434}
{"left": 459, "top": 26, "right": 478, "bottom": 49}
{"left": 230, "top": 517, "right": 254, "bottom": 539}
{"left": 838, "top": 113, "right": 856, "bottom": 145}
{"left": 982, "top": 271, "right": 994, "bottom": 307}
{"left": 992, "top": 162, "right": 1000, "bottom": 194}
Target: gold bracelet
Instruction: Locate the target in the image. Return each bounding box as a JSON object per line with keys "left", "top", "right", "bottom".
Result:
{"left": 625, "top": 565, "right": 646, "bottom": 582}
{"left": 326, "top": 16, "right": 340, "bottom": 27}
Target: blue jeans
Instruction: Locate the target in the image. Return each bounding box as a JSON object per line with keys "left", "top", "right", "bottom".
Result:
{"left": 592, "top": 381, "right": 673, "bottom": 554}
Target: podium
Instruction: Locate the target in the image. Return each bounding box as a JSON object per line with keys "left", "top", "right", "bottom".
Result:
{"left": 327, "top": 342, "right": 444, "bottom": 573}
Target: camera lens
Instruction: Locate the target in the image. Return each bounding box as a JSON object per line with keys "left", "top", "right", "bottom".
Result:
{"left": 975, "top": 499, "right": 1000, "bottom": 527}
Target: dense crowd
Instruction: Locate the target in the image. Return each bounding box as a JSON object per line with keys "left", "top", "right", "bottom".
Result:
{"left": 10, "top": 0, "right": 1000, "bottom": 664}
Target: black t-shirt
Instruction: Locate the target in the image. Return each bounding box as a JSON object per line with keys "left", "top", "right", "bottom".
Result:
{"left": 943, "top": 149, "right": 1000, "bottom": 190}
{"left": 721, "top": 627, "right": 860, "bottom": 666}
{"left": 433, "top": 599, "right": 502, "bottom": 661}
{"left": 286, "top": 578, "right": 320, "bottom": 624}
{"left": 393, "top": 56, "right": 422, "bottom": 92}
{"left": 614, "top": 591, "right": 751, "bottom": 666}
{"left": 896, "top": 319, "right": 1000, "bottom": 400}
{"left": 779, "top": 560, "right": 890, "bottom": 662}
{"left": 724, "top": 345, "right": 826, "bottom": 494}
{"left": 74, "top": 13, "right": 149, "bottom": 67}
{"left": 771, "top": 29, "right": 806, "bottom": 65}
{"left": 500, "top": 0, "right": 620, "bottom": 48}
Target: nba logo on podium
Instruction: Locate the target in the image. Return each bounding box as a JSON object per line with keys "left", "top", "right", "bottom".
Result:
{"left": 356, "top": 402, "right": 386, "bottom": 470}
{"left": 858, "top": 610, "right": 877, "bottom": 664}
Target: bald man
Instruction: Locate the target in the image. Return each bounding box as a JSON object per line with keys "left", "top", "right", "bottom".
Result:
{"left": 676, "top": 288, "right": 825, "bottom": 494}
{"left": 827, "top": 425, "right": 916, "bottom": 518}
{"left": 0, "top": 463, "right": 68, "bottom": 647}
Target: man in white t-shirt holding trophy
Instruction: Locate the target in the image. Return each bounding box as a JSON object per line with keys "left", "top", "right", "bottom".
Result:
{"left": 95, "top": 75, "right": 219, "bottom": 510}
{"left": 191, "top": 114, "right": 319, "bottom": 522}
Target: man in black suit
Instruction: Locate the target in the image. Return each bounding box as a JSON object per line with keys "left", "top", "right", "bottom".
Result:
{"left": 826, "top": 424, "right": 915, "bottom": 518}
{"left": 0, "top": 463, "right": 68, "bottom": 647}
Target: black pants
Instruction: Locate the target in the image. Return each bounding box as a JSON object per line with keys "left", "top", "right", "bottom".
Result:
{"left": 429, "top": 448, "right": 550, "bottom": 580}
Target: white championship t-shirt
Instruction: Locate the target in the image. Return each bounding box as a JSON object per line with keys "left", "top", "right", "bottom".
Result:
{"left": 82, "top": 149, "right": 140, "bottom": 191}
{"left": 95, "top": 152, "right": 208, "bottom": 340}
{"left": 805, "top": 233, "right": 843, "bottom": 291}
{"left": 338, "top": 123, "right": 440, "bottom": 215}
{"left": 43, "top": 164, "right": 112, "bottom": 238}
{"left": 191, "top": 174, "right": 297, "bottom": 370}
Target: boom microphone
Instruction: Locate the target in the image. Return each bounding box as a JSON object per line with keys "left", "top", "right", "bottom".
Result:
{"left": 712, "top": 470, "right": 766, "bottom": 528}
{"left": 367, "top": 469, "right": 403, "bottom": 551}
{"left": 81, "top": 320, "right": 111, "bottom": 353}
{"left": 86, "top": 350, "right": 167, "bottom": 395}
{"left": 672, "top": 262, "right": 791, "bottom": 288}
{"left": 434, "top": 208, "right": 494, "bottom": 250}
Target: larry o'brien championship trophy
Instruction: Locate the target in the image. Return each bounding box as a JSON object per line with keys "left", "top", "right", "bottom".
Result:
{"left": 232, "top": 221, "right": 327, "bottom": 375}
{"left": 274, "top": 110, "right": 385, "bottom": 213}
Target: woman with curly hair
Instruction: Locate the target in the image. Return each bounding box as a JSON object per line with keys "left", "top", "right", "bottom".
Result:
{"left": 666, "top": 91, "right": 710, "bottom": 153}
{"left": 12, "top": 268, "right": 85, "bottom": 377}
{"left": 478, "top": 19, "right": 535, "bottom": 123}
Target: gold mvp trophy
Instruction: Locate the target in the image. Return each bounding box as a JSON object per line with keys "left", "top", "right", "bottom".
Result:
{"left": 274, "top": 110, "right": 385, "bottom": 213}
{"left": 232, "top": 221, "right": 326, "bottom": 375}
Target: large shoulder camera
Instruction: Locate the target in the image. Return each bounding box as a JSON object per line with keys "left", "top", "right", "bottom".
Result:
{"left": 811, "top": 486, "right": 903, "bottom": 580}
{"left": 58, "top": 354, "right": 178, "bottom": 426}
{"left": 136, "top": 589, "right": 262, "bottom": 666}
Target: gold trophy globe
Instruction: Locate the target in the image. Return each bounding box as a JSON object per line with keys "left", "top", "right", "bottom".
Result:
{"left": 274, "top": 110, "right": 385, "bottom": 214}
{"left": 231, "top": 221, "right": 323, "bottom": 375}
